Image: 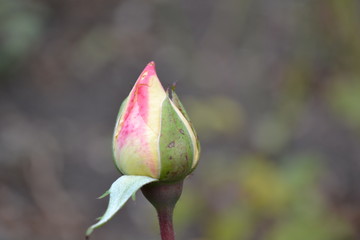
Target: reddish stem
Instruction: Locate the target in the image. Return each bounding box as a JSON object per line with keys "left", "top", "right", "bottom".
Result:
{"left": 141, "top": 181, "right": 183, "bottom": 240}
{"left": 157, "top": 206, "right": 175, "bottom": 240}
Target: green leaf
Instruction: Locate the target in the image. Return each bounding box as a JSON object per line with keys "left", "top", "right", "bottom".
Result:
{"left": 98, "top": 190, "right": 110, "bottom": 199}
{"left": 86, "top": 175, "right": 158, "bottom": 237}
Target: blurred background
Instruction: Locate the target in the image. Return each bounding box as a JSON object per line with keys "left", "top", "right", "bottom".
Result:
{"left": 1, "top": 0, "right": 360, "bottom": 239}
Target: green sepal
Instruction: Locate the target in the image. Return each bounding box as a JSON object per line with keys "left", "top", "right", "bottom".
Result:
{"left": 168, "top": 90, "right": 192, "bottom": 127}
{"left": 115, "top": 96, "right": 129, "bottom": 121}
{"left": 86, "top": 175, "right": 158, "bottom": 237}
{"left": 112, "top": 96, "right": 129, "bottom": 173}
{"left": 168, "top": 89, "right": 200, "bottom": 152}
{"left": 158, "top": 97, "right": 194, "bottom": 181}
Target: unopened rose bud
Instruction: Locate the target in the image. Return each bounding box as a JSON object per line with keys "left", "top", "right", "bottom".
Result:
{"left": 113, "top": 62, "right": 200, "bottom": 181}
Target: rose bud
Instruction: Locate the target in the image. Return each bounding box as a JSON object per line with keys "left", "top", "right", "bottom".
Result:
{"left": 113, "top": 61, "right": 200, "bottom": 182}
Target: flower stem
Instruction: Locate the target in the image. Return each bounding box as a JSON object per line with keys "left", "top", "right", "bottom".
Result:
{"left": 141, "top": 180, "right": 183, "bottom": 240}
{"left": 157, "top": 205, "right": 175, "bottom": 240}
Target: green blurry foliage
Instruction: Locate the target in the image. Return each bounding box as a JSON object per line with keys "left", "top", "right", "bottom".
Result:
{"left": 70, "top": 27, "right": 119, "bottom": 79}
{"left": 330, "top": 0, "right": 360, "bottom": 59}
{"left": 252, "top": 116, "right": 291, "bottom": 155}
{"left": 280, "top": 60, "right": 311, "bottom": 119}
{"left": 175, "top": 154, "right": 354, "bottom": 240}
{"left": 0, "top": 0, "right": 46, "bottom": 76}
{"left": 184, "top": 96, "right": 245, "bottom": 140}
{"left": 327, "top": 76, "right": 360, "bottom": 132}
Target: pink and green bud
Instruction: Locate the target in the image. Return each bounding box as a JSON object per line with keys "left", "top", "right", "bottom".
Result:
{"left": 113, "top": 62, "right": 200, "bottom": 181}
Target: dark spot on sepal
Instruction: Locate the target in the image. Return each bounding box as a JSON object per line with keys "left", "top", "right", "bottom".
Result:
{"left": 168, "top": 141, "right": 175, "bottom": 148}
{"left": 179, "top": 129, "right": 185, "bottom": 135}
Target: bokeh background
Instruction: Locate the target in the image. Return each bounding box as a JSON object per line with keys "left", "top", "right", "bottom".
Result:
{"left": 1, "top": 0, "right": 360, "bottom": 239}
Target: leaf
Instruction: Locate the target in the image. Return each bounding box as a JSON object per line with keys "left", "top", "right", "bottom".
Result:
{"left": 132, "top": 192, "right": 136, "bottom": 201}
{"left": 86, "top": 175, "right": 158, "bottom": 237}
{"left": 98, "top": 190, "right": 110, "bottom": 199}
